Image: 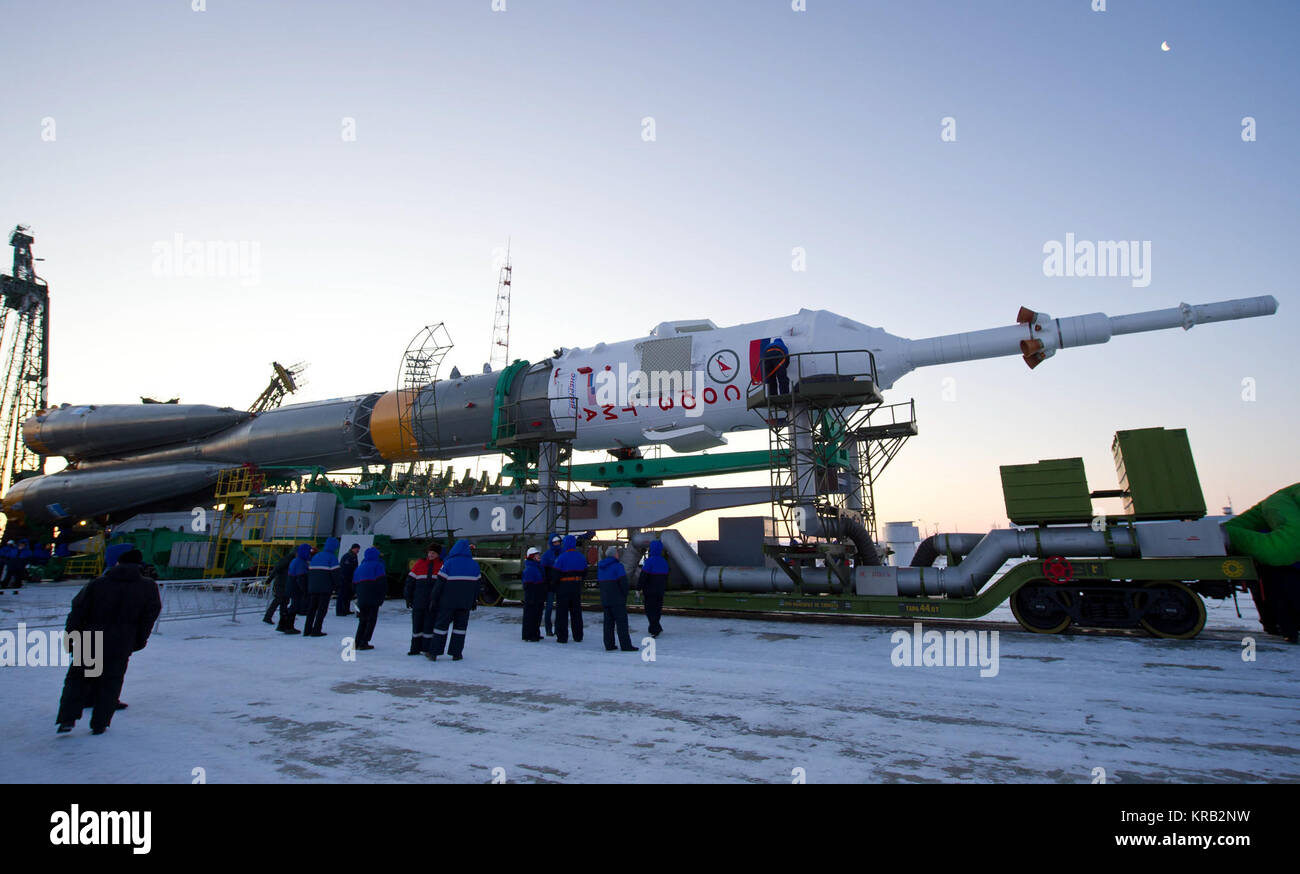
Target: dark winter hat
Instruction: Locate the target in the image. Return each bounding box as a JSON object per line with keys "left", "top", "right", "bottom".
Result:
{"left": 350, "top": 543, "right": 360, "bottom": 551}
{"left": 119, "top": 549, "right": 144, "bottom": 565}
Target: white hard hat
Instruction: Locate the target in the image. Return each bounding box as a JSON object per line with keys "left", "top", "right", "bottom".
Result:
{"left": 526, "top": 547, "right": 540, "bottom": 557}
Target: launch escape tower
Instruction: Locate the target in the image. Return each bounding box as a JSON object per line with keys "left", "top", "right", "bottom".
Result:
{"left": 0, "top": 225, "right": 50, "bottom": 506}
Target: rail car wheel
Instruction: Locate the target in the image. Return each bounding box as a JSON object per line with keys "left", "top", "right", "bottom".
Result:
{"left": 477, "top": 581, "right": 504, "bottom": 607}
{"left": 1135, "top": 581, "right": 1206, "bottom": 639}
{"left": 1010, "top": 583, "right": 1073, "bottom": 634}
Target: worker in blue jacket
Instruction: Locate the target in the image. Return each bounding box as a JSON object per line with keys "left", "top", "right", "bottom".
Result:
{"left": 336, "top": 543, "right": 360, "bottom": 616}
{"left": 427, "top": 539, "right": 480, "bottom": 661}
{"left": 598, "top": 546, "right": 638, "bottom": 652}
{"left": 0, "top": 540, "right": 16, "bottom": 587}
{"left": 640, "top": 540, "right": 670, "bottom": 637}
{"left": 761, "top": 336, "right": 791, "bottom": 395}
{"left": 520, "top": 546, "right": 546, "bottom": 641}
{"left": 281, "top": 543, "right": 313, "bottom": 634}
{"left": 540, "top": 532, "right": 562, "bottom": 636}
{"left": 552, "top": 535, "right": 587, "bottom": 644}
{"left": 305, "top": 537, "right": 341, "bottom": 637}
{"left": 351, "top": 547, "right": 387, "bottom": 651}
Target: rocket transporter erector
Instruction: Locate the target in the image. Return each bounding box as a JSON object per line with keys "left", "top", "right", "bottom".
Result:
{"left": 2, "top": 295, "right": 1279, "bottom": 526}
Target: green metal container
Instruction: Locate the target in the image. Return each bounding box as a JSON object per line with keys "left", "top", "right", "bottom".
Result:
{"left": 1000, "top": 457, "right": 1093, "bottom": 525}
{"left": 1112, "top": 427, "right": 1206, "bottom": 520}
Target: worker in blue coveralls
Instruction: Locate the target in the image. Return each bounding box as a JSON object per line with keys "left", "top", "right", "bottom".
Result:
{"left": 761, "top": 337, "right": 791, "bottom": 396}
{"left": 281, "top": 543, "right": 312, "bottom": 634}
{"left": 551, "top": 535, "right": 588, "bottom": 644}
{"left": 305, "top": 537, "right": 341, "bottom": 637}
{"left": 640, "top": 540, "right": 670, "bottom": 637}
{"left": 597, "top": 546, "right": 638, "bottom": 652}
{"left": 351, "top": 547, "right": 387, "bottom": 651}
{"left": 521, "top": 546, "right": 546, "bottom": 641}
{"left": 427, "top": 540, "right": 480, "bottom": 661}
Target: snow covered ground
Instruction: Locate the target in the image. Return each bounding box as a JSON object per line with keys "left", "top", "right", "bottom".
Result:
{"left": 1, "top": 586, "right": 1296, "bottom": 784}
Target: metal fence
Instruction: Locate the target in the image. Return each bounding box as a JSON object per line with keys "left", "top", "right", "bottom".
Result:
{"left": 0, "top": 576, "right": 273, "bottom": 631}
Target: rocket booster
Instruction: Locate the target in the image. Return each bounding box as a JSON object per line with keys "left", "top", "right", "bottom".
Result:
{"left": 3, "top": 295, "right": 1278, "bottom": 525}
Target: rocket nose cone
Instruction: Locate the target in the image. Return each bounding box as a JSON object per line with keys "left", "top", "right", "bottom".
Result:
{"left": 1, "top": 476, "right": 36, "bottom": 517}
{"left": 21, "top": 414, "right": 49, "bottom": 456}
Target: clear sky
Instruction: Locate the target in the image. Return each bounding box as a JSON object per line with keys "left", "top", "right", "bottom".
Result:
{"left": 3, "top": 0, "right": 1297, "bottom": 538}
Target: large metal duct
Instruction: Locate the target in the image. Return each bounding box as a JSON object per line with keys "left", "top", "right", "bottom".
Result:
{"left": 894, "top": 527, "right": 1140, "bottom": 597}
{"left": 630, "top": 529, "right": 849, "bottom": 594}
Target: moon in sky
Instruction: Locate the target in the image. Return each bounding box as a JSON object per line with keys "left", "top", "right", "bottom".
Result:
{"left": 1161, "top": 41, "right": 1171, "bottom": 51}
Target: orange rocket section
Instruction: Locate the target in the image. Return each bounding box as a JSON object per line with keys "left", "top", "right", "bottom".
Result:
{"left": 368, "top": 388, "right": 423, "bottom": 463}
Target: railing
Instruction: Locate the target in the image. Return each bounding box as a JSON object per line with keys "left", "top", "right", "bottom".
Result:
{"left": 745, "top": 348, "right": 881, "bottom": 408}
{"left": 1, "top": 575, "right": 272, "bottom": 631}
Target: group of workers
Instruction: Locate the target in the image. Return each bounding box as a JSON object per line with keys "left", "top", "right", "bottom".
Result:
{"left": 521, "top": 532, "right": 668, "bottom": 650}
{"left": 262, "top": 531, "right": 670, "bottom": 659}
{"left": 0, "top": 538, "right": 56, "bottom": 588}
{"left": 262, "top": 536, "right": 485, "bottom": 660}
{"left": 263, "top": 537, "right": 390, "bottom": 650}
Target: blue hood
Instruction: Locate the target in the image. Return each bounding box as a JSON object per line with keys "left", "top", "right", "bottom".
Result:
{"left": 643, "top": 539, "right": 669, "bottom": 574}
{"left": 310, "top": 537, "right": 340, "bottom": 568}
{"left": 446, "top": 539, "right": 472, "bottom": 559}
{"left": 562, "top": 535, "right": 577, "bottom": 550}
{"left": 295, "top": 543, "right": 312, "bottom": 560}
{"left": 354, "top": 547, "right": 386, "bottom": 582}
{"left": 597, "top": 556, "right": 626, "bottom": 580}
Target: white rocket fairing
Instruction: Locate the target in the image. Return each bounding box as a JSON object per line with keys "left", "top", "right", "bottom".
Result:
{"left": 2, "top": 295, "right": 1279, "bottom": 525}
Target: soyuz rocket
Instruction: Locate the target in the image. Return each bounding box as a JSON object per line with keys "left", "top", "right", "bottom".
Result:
{"left": 2, "top": 295, "right": 1279, "bottom": 527}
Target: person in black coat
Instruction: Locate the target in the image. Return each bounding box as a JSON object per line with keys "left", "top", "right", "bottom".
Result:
{"left": 56, "top": 549, "right": 162, "bottom": 735}
{"left": 337, "top": 543, "right": 360, "bottom": 616}
{"left": 262, "top": 550, "right": 294, "bottom": 625}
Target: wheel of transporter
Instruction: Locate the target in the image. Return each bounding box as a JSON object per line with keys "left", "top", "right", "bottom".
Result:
{"left": 1135, "top": 581, "right": 1206, "bottom": 640}
{"left": 477, "top": 580, "right": 504, "bottom": 607}
{"left": 1010, "top": 582, "right": 1073, "bottom": 634}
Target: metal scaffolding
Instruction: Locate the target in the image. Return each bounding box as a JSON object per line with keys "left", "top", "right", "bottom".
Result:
{"left": 0, "top": 225, "right": 49, "bottom": 505}
{"left": 488, "top": 241, "right": 512, "bottom": 372}
{"left": 748, "top": 348, "right": 913, "bottom": 548}
{"left": 397, "top": 324, "right": 454, "bottom": 543}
